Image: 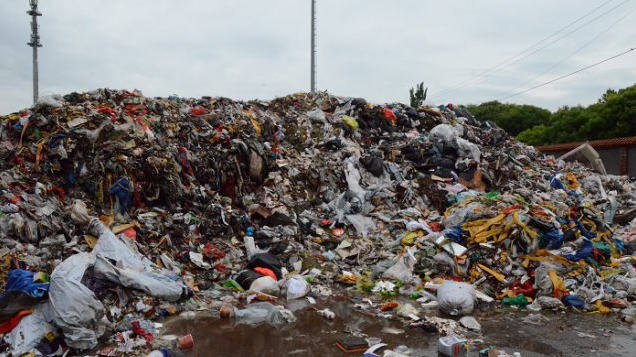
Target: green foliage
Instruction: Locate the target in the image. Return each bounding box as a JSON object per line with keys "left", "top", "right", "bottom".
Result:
{"left": 466, "top": 101, "right": 551, "bottom": 136}
{"left": 516, "top": 124, "right": 550, "bottom": 146}
{"left": 470, "top": 83, "right": 636, "bottom": 146}
{"left": 409, "top": 82, "right": 427, "bottom": 108}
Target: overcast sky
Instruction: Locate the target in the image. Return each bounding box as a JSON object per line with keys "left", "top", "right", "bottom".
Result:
{"left": 1, "top": 0, "right": 635, "bottom": 114}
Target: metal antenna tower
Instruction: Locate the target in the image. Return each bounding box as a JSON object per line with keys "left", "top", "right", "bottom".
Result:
{"left": 27, "top": 0, "right": 42, "bottom": 104}
{"left": 310, "top": 0, "right": 316, "bottom": 92}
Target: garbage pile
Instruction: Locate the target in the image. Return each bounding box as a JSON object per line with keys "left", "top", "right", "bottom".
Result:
{"left": 1, "top": 89, "right": 636, "bottom": 356}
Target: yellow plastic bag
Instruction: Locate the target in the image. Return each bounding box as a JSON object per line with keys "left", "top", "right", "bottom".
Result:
{"left": 341, "top": 115, "right": 359, "bottom": 130}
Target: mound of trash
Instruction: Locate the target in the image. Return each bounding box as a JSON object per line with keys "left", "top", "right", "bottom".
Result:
{"left": 1, "top": 89, "right": 635, "bottom": 356}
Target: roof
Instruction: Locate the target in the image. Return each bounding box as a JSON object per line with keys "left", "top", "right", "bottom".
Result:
{"left": 536, "top": 136, "right": 636, "bottom": 152}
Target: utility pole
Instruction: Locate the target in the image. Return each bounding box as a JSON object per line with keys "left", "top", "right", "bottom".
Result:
{"left": 27, "top": 0, "right": 42, "bottom": 104}
{"left": 310, "top": 0, "right": 316, "bottom": 92}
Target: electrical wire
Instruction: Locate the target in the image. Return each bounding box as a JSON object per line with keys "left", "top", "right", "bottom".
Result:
{"left": 430, "top": 0, "right": 624, "bottom": 99}
{"left": 496, "top": 4, "right": 636, "bottom": 99}
{"left": 497, "top": 47, "right": 635, "bottom": 101}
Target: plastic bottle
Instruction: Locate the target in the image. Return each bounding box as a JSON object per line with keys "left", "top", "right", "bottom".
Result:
{"left": 438, "top": 335, "right": 467, "bottom": 357}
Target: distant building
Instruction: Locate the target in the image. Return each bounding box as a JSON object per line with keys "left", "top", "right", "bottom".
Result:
{"left": 537, "top": 136, "right": 636, "bottom": 177}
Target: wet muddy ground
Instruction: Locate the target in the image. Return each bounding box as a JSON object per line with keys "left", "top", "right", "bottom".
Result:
{"left": 164, "top": 297, "right": 636, "bottom": 357}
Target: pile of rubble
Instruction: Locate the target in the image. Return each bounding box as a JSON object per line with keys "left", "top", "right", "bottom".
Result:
{"left": 1, "top": 89, "right": 635, "bottom": 356}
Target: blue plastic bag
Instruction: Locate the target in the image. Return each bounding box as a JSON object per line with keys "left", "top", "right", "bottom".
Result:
{"left": 0, "top": 269, "right": 49, "bottom": 299}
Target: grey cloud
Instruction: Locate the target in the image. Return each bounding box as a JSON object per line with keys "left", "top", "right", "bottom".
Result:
{"left": 1, "top": 0, "right": 634, "bottom": 114}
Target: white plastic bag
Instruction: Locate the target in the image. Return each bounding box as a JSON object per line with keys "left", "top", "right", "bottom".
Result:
{"left": 429, "top": 124, "right": 459, "bottom": 144}
{"left": 284, "top": 276, "right": 310, "bottom": 300}
{"left": 382, "top": 247, "right": 417, "bottom": 282}
{"left": 456, "top": 137, "right": 481, "bottom": 161}
{"left": 307, "top": 108, "right": 327, "bottom": 123}
{"left": 437, "top": 281, "right": 476, "bottom": 316}
{"left": 249, "top": 276, "right": 280, "bottom": 295}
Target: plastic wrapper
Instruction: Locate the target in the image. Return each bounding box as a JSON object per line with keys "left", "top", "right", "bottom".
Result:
{"left": 232, "top": 302, "right": 296, "bottom": 325}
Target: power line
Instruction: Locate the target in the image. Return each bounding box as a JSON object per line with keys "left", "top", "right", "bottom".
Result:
{"left": 434, "top": 0, "right": 631, "bottom": 98}
{"left": 498, "top": 47, "right": 635, "bottom": 101}
{"left": 496, "top": 4, "right": 636, "bottom": 99}
{"left": 430, "top": 0, "right": 622, "bottom": 99}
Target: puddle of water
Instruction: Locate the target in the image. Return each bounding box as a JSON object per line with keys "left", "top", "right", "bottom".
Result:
{"left": 163, "top": 299, "right": 635, "bottom": 357}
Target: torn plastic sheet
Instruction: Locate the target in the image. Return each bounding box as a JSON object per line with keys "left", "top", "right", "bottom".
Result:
{"left": 49, "top": 252, "right": 105, "bottom": 350}
{"left": 344, "top": 158, "right": 367, "bottom": 204}
{"left": 89, "top": 218, "right": 185, "bottom": 301}
{"left": 346, "top": 214, "right": 376, "bottom": 237}
{"left": 49, "top": 217, "right": 185, "bottom": 349}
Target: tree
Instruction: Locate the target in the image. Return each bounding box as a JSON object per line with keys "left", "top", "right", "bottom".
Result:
{"left": 598, "top": 88, "right": 617, "bottom": 104}
{"left": 514, "top": 83, "right": 636, "bottom": 146}
{"left": 466, "top": 101, "right": 551, "bottom": 136}
{"left": 517, "top": 124, "right": 551, "bottom": 146}
{"left": 409, "top": 82, "right": 427, "bottom": 108}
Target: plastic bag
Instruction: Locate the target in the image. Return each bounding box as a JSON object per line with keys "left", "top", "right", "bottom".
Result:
{"left": 284, "top": 276, "right": 310, "bottom": 300}
{"left": 382, "top": 247, "right": 416, "bottom": 282}
{"left": 437, "top": 281, "right": 475, "bottom": 316}
{"left": 36, "top": 94, "right": 63, "bottom": 107}
{"left": 49, "top": 217, "right": 188, "bottom": 349}
{"left": 361, "top": 155, "right": 384, "bottom": 176}
{"left": 405, "top": 220, "right": 428, "bottom": 232}
{"left": 0, "top": 269, "right": 49, "bottom": 299}
{"left": 535, "top": 296, "right": 563, "bottom": 309}
{"left": 247, "top": 253, "right": 283, "bottom": 280}
{"left": 232, "top": 302, "right": 296, "bottom": 325}
{"left": 341, "top": 115, "right": 359, "bottom": 130}
{"left": 69, "top": 200, "right": 90, "bottom": 225}
{"left": 564, "top": 239, "right": 593, "bottom": 261}
{"left": 307, "top": 108, "right": 326, "bottom": 123}
{"left": 236, "top": 270, "right": 264, "bottom": 291}
{"left": 429, "top": 124, "right": 461, "bottom": 144}
{"left": 456, "top": 138, "right": 481, "bottom": 161}
{"left": 249, "top": 276, "right": 280, "bottom": 295}
{"left": 444, "top": 202, "right": 483, "bottom": 228}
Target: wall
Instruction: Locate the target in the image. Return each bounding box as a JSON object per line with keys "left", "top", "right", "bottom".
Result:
{"left": 539, "top": 146, "right": 635, "bottom": 177}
